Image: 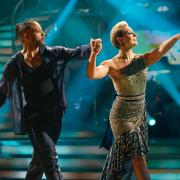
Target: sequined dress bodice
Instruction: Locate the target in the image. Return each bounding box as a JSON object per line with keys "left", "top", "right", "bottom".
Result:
{"left": 111, "top": 57, "right": 148, "bottom": 96}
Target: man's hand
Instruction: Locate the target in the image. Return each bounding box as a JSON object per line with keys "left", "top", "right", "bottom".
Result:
{"left": 90, "top": 38, "right": 102, "bottom": 55}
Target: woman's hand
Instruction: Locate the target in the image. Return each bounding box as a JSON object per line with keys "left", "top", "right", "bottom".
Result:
{"left": 90, "top": 38, "right": 102, "bottom": 55}
{"left": 175, "top": 33, "right": 180, "bottom": 40}
{"left": 143, "top": 33, "right": 180, "bottom": 66}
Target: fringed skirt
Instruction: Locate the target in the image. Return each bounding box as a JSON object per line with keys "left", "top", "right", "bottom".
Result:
{"left": 101, "top": 94, "right": 149, "bottom": 180}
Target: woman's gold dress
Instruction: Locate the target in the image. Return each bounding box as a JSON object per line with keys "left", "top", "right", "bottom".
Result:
{"left": 101, "top": 57, "right": 149, "bottom": 180}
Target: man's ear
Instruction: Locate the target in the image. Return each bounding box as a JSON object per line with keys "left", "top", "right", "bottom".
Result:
{"left": 23, "top": 32, "right": 30, "bottom": 41}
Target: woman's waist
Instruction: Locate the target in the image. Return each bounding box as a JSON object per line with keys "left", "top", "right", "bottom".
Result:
{"left": 115, "top": 93, "right": 145, "bottom": 101}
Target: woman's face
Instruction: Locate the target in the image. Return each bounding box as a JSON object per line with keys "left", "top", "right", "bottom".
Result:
{"left": 119, "top": 26, "right": 137, "bottom": 49}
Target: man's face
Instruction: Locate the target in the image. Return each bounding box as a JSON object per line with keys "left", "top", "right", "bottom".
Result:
{"left": 25, "top": 22, "right": 45, "bottom": 46}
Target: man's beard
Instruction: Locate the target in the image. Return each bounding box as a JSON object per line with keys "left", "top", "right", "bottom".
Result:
{"left": 39, "top": 39, "right": 45, "bottom": 46}
{"left": 36, "top": 39, "right": 46, "bottom": 46}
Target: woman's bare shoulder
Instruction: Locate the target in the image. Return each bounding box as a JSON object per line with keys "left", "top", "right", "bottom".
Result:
{"left": 100, "top": 59, "right": 114, "bottom": 67}
{"left": 134, "top": 53, "right": 146, "bottom": 59}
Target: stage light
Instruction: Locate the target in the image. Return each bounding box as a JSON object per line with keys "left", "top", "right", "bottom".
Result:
{"left": 45, "top": 0, "right": 78, "bottom": 45}
{"left": 149, "top": 119, "right": 156, "bottom": 126}
{"left": 157, "top": 6, "right": 169, "bottom": 13}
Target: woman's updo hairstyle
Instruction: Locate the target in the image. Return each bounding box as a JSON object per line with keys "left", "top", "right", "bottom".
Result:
{"left": 110, "top": 21, "right": 128, "bottom": 49}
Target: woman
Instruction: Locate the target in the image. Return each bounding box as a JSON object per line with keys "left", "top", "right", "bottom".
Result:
{"left": 87, "top": 21, "right": 179, "bottom": 180}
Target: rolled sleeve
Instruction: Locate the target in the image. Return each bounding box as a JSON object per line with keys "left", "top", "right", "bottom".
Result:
{"left": 58, "top": 44, "right": 91, "bottom": 61}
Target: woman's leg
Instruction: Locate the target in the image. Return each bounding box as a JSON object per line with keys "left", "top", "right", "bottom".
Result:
{"left": 131, "top": 155, "right": 150, "bottom": 180}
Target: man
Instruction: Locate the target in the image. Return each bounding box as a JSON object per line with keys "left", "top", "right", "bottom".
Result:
{"left": 0, "top": 20, "right": 100, "bottom": 180}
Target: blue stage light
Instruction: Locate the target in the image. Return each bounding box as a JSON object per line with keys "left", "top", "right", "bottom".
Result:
{"left": 149, "top": 119, "right": 156, "bottom": 126}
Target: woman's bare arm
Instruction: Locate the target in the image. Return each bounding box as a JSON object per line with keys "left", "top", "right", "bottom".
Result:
{"left": 143, "top": 33, "right": 179, "bottom": 65}
{"left": 87, "top": 39, "right": 109, "bottom": 79}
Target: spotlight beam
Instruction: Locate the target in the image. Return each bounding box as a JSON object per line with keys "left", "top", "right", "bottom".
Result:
{"left": 45, "top": 0, "right": 78, "bottom": 45}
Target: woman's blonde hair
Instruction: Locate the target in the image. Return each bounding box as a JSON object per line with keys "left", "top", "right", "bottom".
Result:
{"left": 110, "top": 21, "right": 128, "bottom": 49}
